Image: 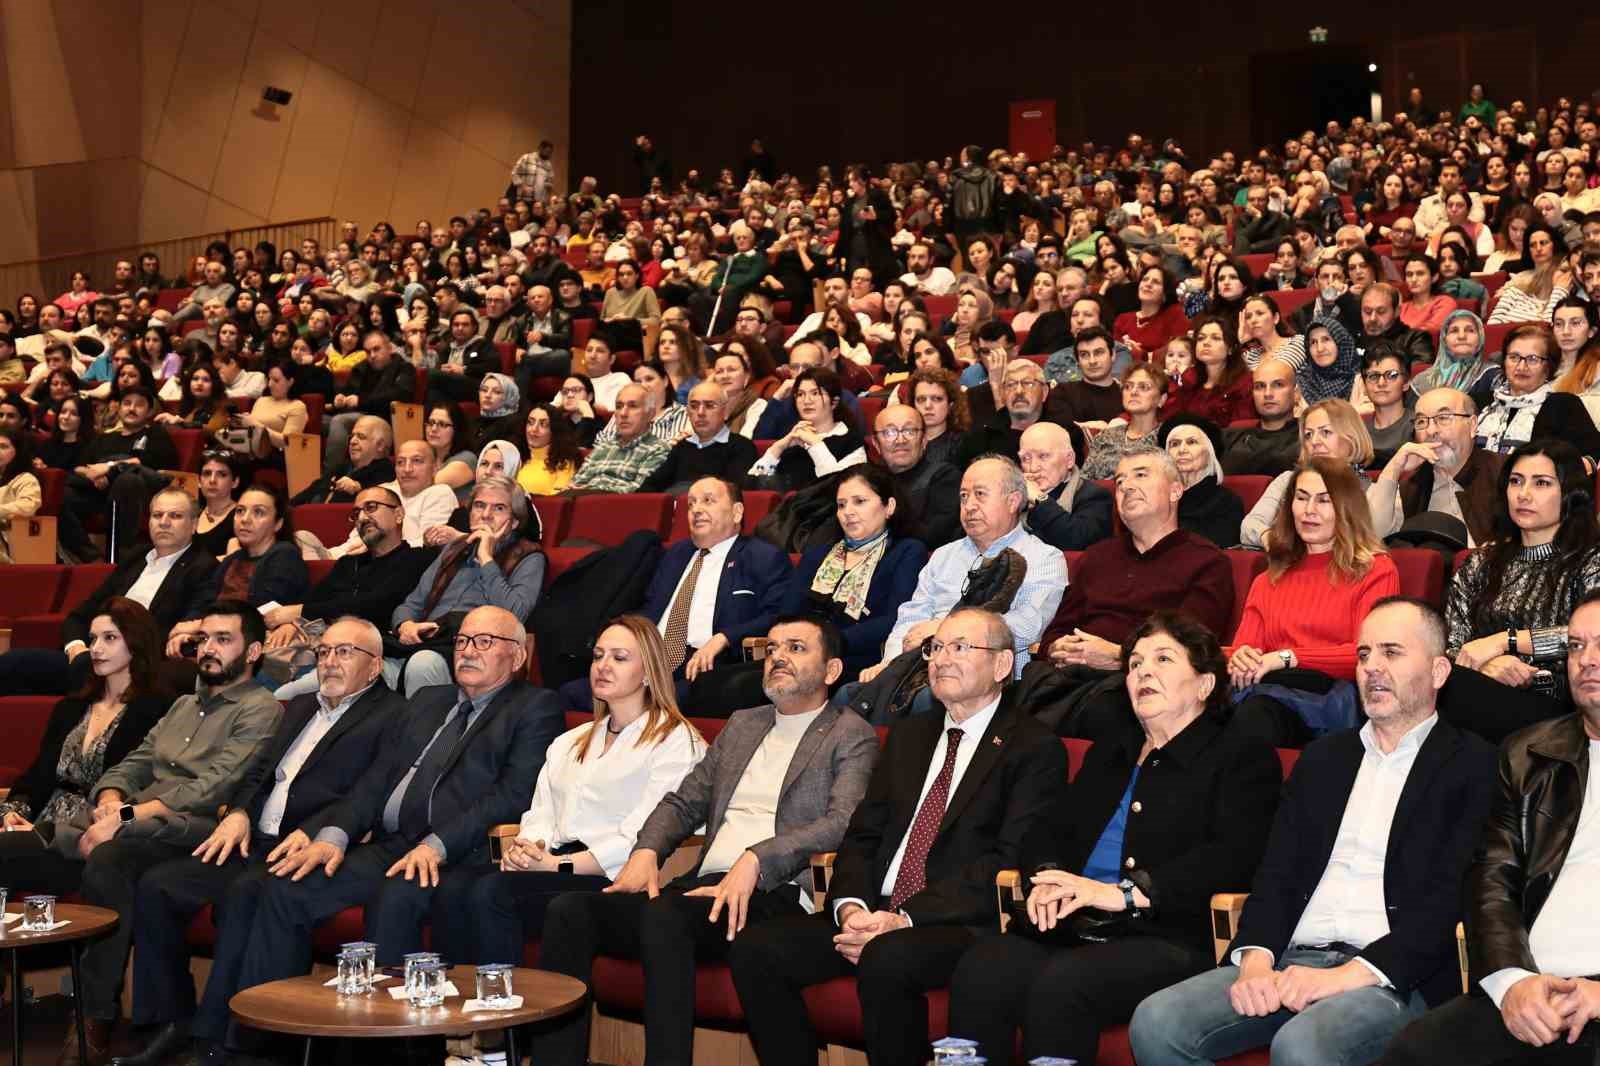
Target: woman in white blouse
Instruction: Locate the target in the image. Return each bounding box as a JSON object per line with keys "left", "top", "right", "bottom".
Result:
{"left": 430, "top": 615, "right": 705, "bottom": 964}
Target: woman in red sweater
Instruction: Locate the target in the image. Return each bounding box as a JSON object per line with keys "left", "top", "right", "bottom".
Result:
{"left": 1113, "top": 264, "right": 1190, "bottom": 361}
{"left": 1225, "top": 456, "right": 1400, "bottom": 746}
{"left": 1165, "top": 314, "right": 1254, "bottom": 425}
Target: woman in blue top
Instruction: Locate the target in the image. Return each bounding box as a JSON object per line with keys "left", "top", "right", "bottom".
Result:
{"left": 780, "top": 465, "right": 927, "bottom": 682}
{"left": 947, "top": 610, "right": 1282, "bottom": 1066}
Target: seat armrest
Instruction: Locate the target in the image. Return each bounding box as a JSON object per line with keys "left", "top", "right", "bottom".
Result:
{"left": 1457, "top": 921, "right": 1467, "bottom": 995}
{"left": 1210, "top": 892, "right": 1250, "bottom": 964}
{"left": 488, "top": 824, "right": 519, "bottom": 864}
{"left": 809, "top": 852, "right": 836, "bottom": 911}
{"left": 996, "top": 868, "right": 1022, "bottom": 932}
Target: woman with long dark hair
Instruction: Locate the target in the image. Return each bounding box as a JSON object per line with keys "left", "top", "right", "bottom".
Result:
{"left": 1443, "top": 438, "right": 1600, "bottom": 741}
{"left": 1165, "top": 316, "right": 1253, "bottom": 425}
{"left": 748, "top": 367, "right": 866, "bottom": 491}
{"left": 516, "top": 403, "right": 582, "bottom": 496}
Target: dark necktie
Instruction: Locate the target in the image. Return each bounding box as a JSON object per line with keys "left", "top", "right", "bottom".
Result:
{"left": 662, "top": 548, "right": 709, "bottom": 670}
{"left": 397, "top": 701, "right": 472, "bottom": 842}
{"left": 889, "top": 728, "right": 964, "bottom": 911}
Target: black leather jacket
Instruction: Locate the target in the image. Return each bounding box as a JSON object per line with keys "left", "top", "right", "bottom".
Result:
{"left": 1467, "top": 712, "right": 1594, "bottom": 986}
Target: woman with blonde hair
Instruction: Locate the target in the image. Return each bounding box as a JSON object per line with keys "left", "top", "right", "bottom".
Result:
{"left": 1239, "top": 398, "right": 1375, "bottom": 548}
{"left": 429, "top": 615, "right": 705, "bottom": 965}
{"left": 1226, "top": 458, "right": 1399, "bottom": 745}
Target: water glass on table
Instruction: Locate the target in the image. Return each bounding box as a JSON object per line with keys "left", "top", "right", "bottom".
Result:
{"left": 474, "top": 963, "right": 515, "bottom": 1008}
{"left": 411, "top": 961, "right": 446, "bottom": 1008}
{"left": 403, "top": 952, "right": 441, "bottom": 1001}
{"left": 21, "top": 895, "right": 55, "bottom": 931}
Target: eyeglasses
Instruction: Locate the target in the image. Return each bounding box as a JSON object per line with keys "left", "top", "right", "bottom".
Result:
{"left": 314, "top": 643, "right": 376, "bottom": 663}
{"left": 347, "top": 501, "right": 400, "bottom": 522}
{"left": 1505, "top": 352, "right": 1550, "bottom": 368}
{"left": 1362, "top": 369, "right": 1403, "bottom": 384}
{"left": 1003, "top": 379, "right": 1046, "bottom": 392}
{"left": 453, "top": 633, "right": 523, "bottom": 652}
{"left": 424, "top": 418, "right": 454, "bottom": 429}
{"left": 875, "top": 427, "right": 923, "bottom": 442}
{"left": 921, "top": 637, "right": 1007, "bottom": 660}
{"left": 1121, "top": 381, "right": 1158, "bottom": 394}
{"left": 1412, "top": 411, "right": 1472, "bottom": 430}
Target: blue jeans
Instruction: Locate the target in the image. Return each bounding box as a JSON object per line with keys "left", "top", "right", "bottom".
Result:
{"left": 1128, "top": 947, "right": 1429, "bottom": 1066}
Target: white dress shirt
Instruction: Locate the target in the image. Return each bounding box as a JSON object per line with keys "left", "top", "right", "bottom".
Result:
{"left": 1481, "top": 738, "right": 1600, "bottom": 1007}
{"left": 1234, "top": 714, "right": 1439, "bottom": 985}
{"left": 67, "top": 544, "right": 190, "bottom": 656}
{"left": 257, "top": 684, "right": 368, "bottom": 836}
{"left": 592, "top": 371, "right": 632, "bottom": 411}
{"left": 832, "top": 695, "right": 1002, "bottom": 924}
{"left": 656, "top": 533, "right": 737, "bottom": 650}
{"left": 517, "top": 716, "right": 705, "bottom": 879}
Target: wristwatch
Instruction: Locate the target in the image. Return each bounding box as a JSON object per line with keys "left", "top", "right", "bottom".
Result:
{"left": 1118, "top": 879, "right": 1140, "bottom": 914}
{"left": 1277, "top": 650, "right": 1293, "bottom": 670}
{"left": 118, "top": 804, "right": 135, "bottom": 829}
{"left": 557, "top": 860, "right": 574, "bottom": 876}
{"left": 1507, "top": 626, "right": 1518, "bottom": 655}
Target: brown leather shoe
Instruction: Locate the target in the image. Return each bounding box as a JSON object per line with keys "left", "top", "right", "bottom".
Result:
{"left": 58, "top": 1015, "right": 113, "bottom": 1066}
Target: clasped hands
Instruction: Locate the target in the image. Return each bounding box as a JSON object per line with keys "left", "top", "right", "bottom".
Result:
{"left": 262, "top": 830, "right": 445, "bottom": 887}
{"left": 1228, "top": 949, "right": 1377, "bottom": 1017}
{"left": 832, "top": 902, "right": 910, "bottom": 964}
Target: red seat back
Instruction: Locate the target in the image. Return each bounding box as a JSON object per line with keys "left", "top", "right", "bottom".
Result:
{"left": 59, "top": 563, "right": 115, "bottom": 613}
{"left": 36, "top": 467, "right": 67, "bottom": 516}
{"left": 0, "top": 697, "right": 61, "bottom": 785}
{"left": 1390, "top": 548, "right": 1446, "bottom": 606}
{"left": 169, "top": 429, "right": 205, "bottom": 472}
{"left": 292, "top": 504, "right": 354, "bottom": 548}
{"left": 1221, "top": 474, "right": 1272, "bottom": 514}
{"left": 0, "top": 565, "right": 68, "bottom": 619}
{"left": 305, "top": 558, "right": 338, "bottom": 586}
{"left": 571, "top": 318, "right": 595, "bottom": 350}
{"left": 531, "top": 496, "right": 573, "bottom": 547}
{"left": 1483, "top": 321, "right": 1515, "bottom": 359}
{"left": 1264, "top": 288, "right": 1316, "bottom": 319}
{"left": 1237, "top": 253, "right": 1274, "bottom": 278}
{"left": 562, "top": 494, "right": 673, "bottom": 547}
{"left": 1224, "top": 549, "right": 1269, "bottom": 637}
{"left": 543, "top": 546, "right": 593, "bottom": 587}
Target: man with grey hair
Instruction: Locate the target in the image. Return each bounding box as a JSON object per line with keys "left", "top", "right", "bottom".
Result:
{"left": 861, "top": 456, "right": 1068, "bottom": 685}
{"left": 113, "top": 617, "right": 402, "bottom": 1066}
{"left": 567, "top": 383, "right": 673, "bottom": 493}
{"left": 390, "top": 476, "right": 546, "bottom": 694}
{"left": 956, "top": 359, "right": 1054, "bottom": 467}
{"left": 1368, "top": 386, "right": 1502, "bottom": 547}
{"left": 169, "top": 260, "right": 236, "bottom": 323}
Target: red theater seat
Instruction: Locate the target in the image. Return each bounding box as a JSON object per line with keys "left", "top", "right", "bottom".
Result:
{"left": 292, "top": 504, "right": 354, "bottom": 548}
{"left": 1221, "top": 475, "right": 1271, "bottom": 515}
{"left": 532, "top": 496, "right": 573, "bottom": 546}
{"left": 1390, "top": 547, "right": 1446, "bottom": 606}
{"left": 562, "top": 493, "right": 673, "bottom": 547}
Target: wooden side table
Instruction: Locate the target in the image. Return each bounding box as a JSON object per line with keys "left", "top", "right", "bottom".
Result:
{"left": 230, "top": 964, "right": 585, "bottom": 1066}
{"left": 1, "top": 902, "right": 119, "bottom": 1066}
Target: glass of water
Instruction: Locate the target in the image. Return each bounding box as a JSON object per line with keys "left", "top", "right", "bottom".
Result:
{"left": 411, "top": 961, "right": 446, "bottom": 1008}
{"left": 474, "top": 963, "right": 515, "bottom": 1007}
{"left": 21, "top": 895, "right": 55, "bottom": 931}
{"left": 339, "top": 941, "right": 377, "bottom": 989}
{"left": 403, "top": 952, "right": 441, "bottom": 1001}
{"left": 335, "top": 949, "right": 370, "bottom": 996}
{"left": 932, "top": 1037, "right": 980, "bottom": 1062}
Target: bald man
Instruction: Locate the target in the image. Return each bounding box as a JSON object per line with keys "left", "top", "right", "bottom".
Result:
{"left": 1221, "top": 359, "right": 1301, "bottom": 477}
{"left": 1368, "top": 386, "right": 1502, "bottom": 547}
{"left": 120, "top": 617, "right": 404, "bottom": 1066}
{"left": 221, "top": 604, "right": 563, "bottom": 1043}
{"left": 1017, "top": 420, "right": 1113, "bottom": 550}
{"left": 323, "top": 332, "right": 418, "bottom": 475}
{"left": 639, "top": 381, "right": 758, "bottom": 493}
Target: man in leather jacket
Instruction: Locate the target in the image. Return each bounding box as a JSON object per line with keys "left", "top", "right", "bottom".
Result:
{"left": 1386, "top": 592, "right": 1600, "bottom": 1064}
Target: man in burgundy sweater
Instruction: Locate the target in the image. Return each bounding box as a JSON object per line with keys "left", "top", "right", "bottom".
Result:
{"left": 1034, "top": 449, "right": 1235, "bottom": 739}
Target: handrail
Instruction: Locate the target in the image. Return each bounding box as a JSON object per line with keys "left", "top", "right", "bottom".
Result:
{"left": 1, "top": 216, "right": 339, "bottom": 310}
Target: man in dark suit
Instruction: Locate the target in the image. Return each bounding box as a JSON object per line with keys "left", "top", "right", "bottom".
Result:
{"left": 428, "top": 307, "right": 502, "bottom": 403}
{"left": 0, "top": 487, "right": 215, "bottom": 694}
{"left": 111, "top": 618, "right": 400, "bottom": 1066}
{"left": 530, "top": 615, "right": 879, "bottom": 1066}
{"left": 559, "top": 477, "right": 792, "bottom": 710}
{"left": 221, "top": 607, "right": 561, "bottom": 1021}
{"left": 729, "top": 608, "right": 1068, "bottom": 1066}
{"left": 1129, "top": 596, "right": 1496, "bottom": 1066}
{"left": 1386, "top": 593, "right": 1600, "bottom": 1065}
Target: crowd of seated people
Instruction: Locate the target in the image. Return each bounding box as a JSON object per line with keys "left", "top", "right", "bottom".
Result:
{"left": 4, "top": 85, "right": 1600, "bottom": 1066}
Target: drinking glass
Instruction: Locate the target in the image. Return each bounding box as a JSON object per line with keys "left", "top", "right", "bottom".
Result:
{"left": 21, "top": 895, "right": 55, "bottom": 931}
{"left": 474, "top": 964, "right": 514, "bottom": 1007}
{"left": 403, "top": 952, "right": 441, "bottom": 1000}
{"left": 340, "top": 941, "right": 377, "bottom": 989}
{"left": 335, "top": 950, "right": 369, "bottom": 996}
{"left": 412, "top": 961, "right": 446, "bottom": 1008}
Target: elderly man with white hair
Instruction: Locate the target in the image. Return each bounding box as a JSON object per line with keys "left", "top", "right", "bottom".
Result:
{"left": 1017, "top": 420, "right": 1113, "bottom": 550}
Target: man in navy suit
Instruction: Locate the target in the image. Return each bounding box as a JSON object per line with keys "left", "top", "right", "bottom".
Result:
{"left": 113, "top": 617, "right": 401, "bottom": 1066}
{"left": 200, "top": 607, "right": 561, "bottom": 1063}
{"left": 560, "top": 476, "right": 792, "bottom": 712}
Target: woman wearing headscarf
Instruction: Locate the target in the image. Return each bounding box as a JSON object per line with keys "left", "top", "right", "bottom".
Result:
{"left": 470, "top": 372, "right": 524, "bottom": 453}
{"left": 1409, "top": 308, "right": 1502, "bottom": 398}
{"left": 946, "top": 287, "right": 994, "bottom": 366}
{"left": 1293, "top": 316, "right": 1361, "bottom": 406}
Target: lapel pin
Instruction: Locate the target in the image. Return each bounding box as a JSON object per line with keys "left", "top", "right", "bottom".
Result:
{"left": 991, "top": 736, "right": 1003, "bottom": 747}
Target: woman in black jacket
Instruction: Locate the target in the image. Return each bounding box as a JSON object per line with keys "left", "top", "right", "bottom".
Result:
{"left": 163, "top": 482, "right": 308, "bottom": 655}
{"left": 947, "top": 611, "right": 1282, "bottom": 1065}
{"left": 1160, "top": 414, "right": 1245, "bottom": 548}
{"left": 0, "top": 598, "right": 171, "bottom": 893}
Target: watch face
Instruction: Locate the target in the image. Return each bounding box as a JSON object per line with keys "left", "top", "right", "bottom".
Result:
{"left": 119, "top": 805, "right": 135, "bottom": 823}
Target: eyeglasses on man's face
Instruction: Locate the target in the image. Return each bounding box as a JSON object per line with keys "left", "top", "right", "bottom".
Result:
{"left": 314, "top": 643, "right": 376, "bottom": 663}
{"left": 921, "top": 637, "right": 1007, "bottom": 660}
{"left": 348, "top": 501, "right": 401, "bottom": 522}
{"left": 875, "top": 427, "right": 923, "bottom": 442}
{"left": 454, "top": 632, "right": 523, "bottom": 652}
{"left": 1412, "top": 412, "right": 1471, "bottom": 430}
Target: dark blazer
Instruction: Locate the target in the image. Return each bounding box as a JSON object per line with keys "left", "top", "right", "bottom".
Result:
{"left": 1025, "top": 476, "right": 1113, "bottom": 551}
{"left": 442, "top": 338, "right": 502, "bottom": 382}
{"left": 4, "top": 695, "right": 169, "bottom": 819}
{"left": 62, "top": 542, "right": 217, "bottom": 646}
{"left": 191, "top": 541, "right": 309, "bottom": 617}
{"left": 343, "top": 357, "right": 418, "bottom": 417}
{"left": 890, "top": 457, "right": 962, "bottom": 550}
{"left": 1180, "top": 475, "right": 1244, "bottom": 548}
{"left": 637, "top": 434, "right": 759, "bottom": 494}
{"left": 1235, "top": 718, "right": 1495, "bottom": 1006}
{"left": 224, "top": 683, "right": 401, "bottom": 839}
{"left": 641, "top": 536, "right": 794, "bottom": 664}
{"left": 828, "top": 691, "right": 1068, "bottom": 929}
{"left": 298, "top": 680, "right": 564, "bottom": 865}
{"left": 839, "top": 187, "right": 899, "bottom": 285}
{"left": 1468, "top": 712, "right": 1591, "bottom": 989}
{"left": 1023, "top": 711, "right": 1281, "bottom": 951}
{"left": 782, "top": 537, "right": 928, "bottom": 673}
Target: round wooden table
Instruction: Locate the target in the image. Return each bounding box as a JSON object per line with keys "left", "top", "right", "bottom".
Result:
{"left": 1, "top": 902, "right": 119, "bottom": 1066}
{"left": 230, "top": 964, "right": 585, "bottom": 1066}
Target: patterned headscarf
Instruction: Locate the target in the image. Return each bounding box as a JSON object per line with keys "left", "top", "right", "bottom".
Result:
{"left": 479, "top": 372, "right": 521, "bottom": 419}
{"left": 1295, "top": 316, "right": 1360, "bottom": 405}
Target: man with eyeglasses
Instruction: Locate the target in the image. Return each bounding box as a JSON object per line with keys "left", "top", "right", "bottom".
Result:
{"left": 1369, "top": 386, "right": 1503, "bottom": 547}
{"left": 57, "top": 602, "right": 281, "bottom": 1066}
{"left": 390, "top": 476, "right": 545, "bottom": 695}
{"left": 872, "top": 404, "right": 962, "bottom": 548}
{"left": 324, "top": 439, "right": 455, "bottom": 559}
{"left": 220, "top": 606, "right": 560, "bottom": 1043}
{"left": 264, "top": 486, "right": 435, "bottom": 696}
{"left": 113, "top": 618, "right": 399, "bottom": 1066}
{"left": 1359, "top": 345, "right": 1416, "bottom": 467}
{"left": 639, "top": 382, "right": 758, "bottom": 493}
{"left": 731, "top": 608, "right": 1066, "bottom": 1066}
{"left": 322, "top": 332, "right": 417, "bottom": 478}
{"left": 530, "top": 614, "right": 875, "bottom": 1066}
{"left": 956, "top": 359, "right": 1057, "bottom": 468}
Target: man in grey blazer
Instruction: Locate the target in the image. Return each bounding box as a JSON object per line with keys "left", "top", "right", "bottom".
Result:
{"left": 531, "top": 614, "right": 880, "bottom": 1066}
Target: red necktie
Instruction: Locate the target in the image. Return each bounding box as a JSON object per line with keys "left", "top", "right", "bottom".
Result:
{"left": 889, "top": 728, "right": 963, "bottom": 911}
